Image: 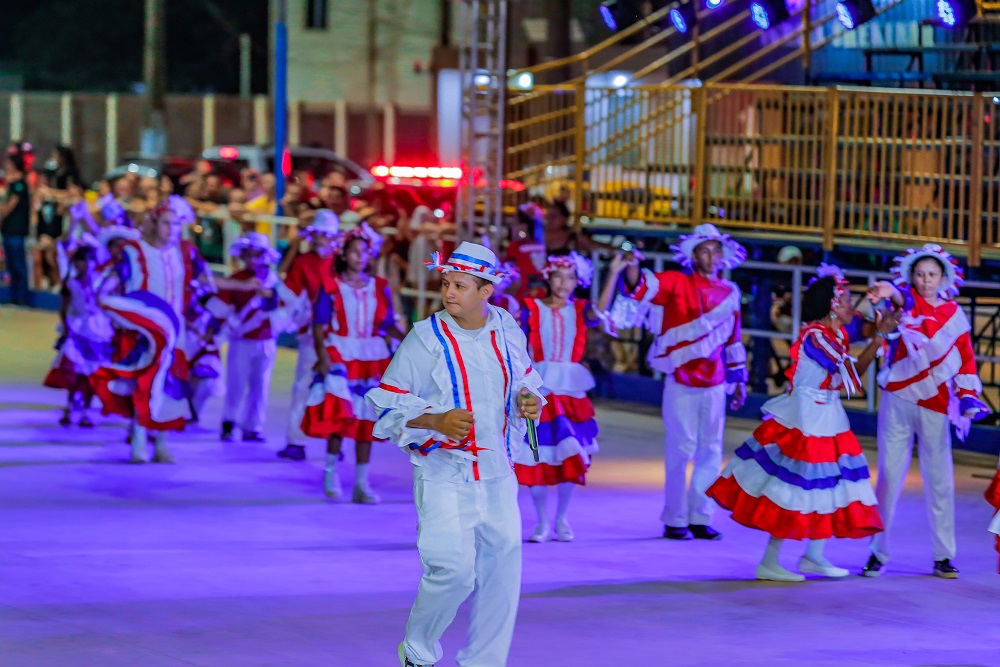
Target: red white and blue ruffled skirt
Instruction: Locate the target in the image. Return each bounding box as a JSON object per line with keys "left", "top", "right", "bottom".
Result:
{"left": 514, "top": 361, "right": 598, "bottom": 486}
{"left": 708, "top": 388, "right": 883, "bottom": 540}
{"left": 301, "top": 335, "right": 390, "bottom": 442}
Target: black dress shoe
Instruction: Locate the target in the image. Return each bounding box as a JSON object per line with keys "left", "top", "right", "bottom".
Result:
{"left": 690, "top": 524, "right": 722, "bottom": 541}
{"left": 663, "top": 525, "right": 694, "bottom": 540}
{"left": 933, "top": 559, "right": 959, "bottom": 579}
{"left": 277, "top": 443, "right": 306, "bottom": 461}
{"left": 220, "top": 420, "right": 234, "bottom": 442}
{"left": 861, "top": 554, "right": 884, "bottom": 578}
{"left": 242, "top": 431, "right": 266, "bottom": 443}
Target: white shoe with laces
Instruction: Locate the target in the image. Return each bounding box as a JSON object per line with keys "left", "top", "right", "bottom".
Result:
{"left": 755, "top": 562, "right": 806, "bottom": 582}
{"left": 529, "top": 523, "right": 552, "bottom": 543}
{"left": 799, "top": 556, "right": 849, "bottom": 578}
{"left": 323, "top": 469, "right": 343, "bottom": 499}
{"left": 352, "top": 485, "right": 381, "bottom": 505}
{"left": 556, "top": 519, "right": 574, "bottom": 542}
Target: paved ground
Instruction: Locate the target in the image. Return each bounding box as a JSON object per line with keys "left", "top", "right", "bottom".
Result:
{"left": 2, "top": 305, "right": 999, "bottom": 667}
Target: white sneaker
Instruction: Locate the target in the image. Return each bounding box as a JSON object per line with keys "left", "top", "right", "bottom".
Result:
{"left": 323, "top": 469, "right": 343, "bottom": 499}
{"left": 352, "top": 485, "right": 381, "bottom": 505}
{"left": 556, "top": 519, "right": 574, "bottom": 542}
{"left": 152, "top": 436, "right": 175, "bottom": 464}
{"left": 130, "top": 434, "right": 149, "bottom": 464}
{"left": 755, "top": 562, "right": 806, "bottom": 582}
{"left": 799, "top": 556, "right": 849, "bottom": 578}
{"left": 528, "top": 524, "right": 552, "bottom": 543}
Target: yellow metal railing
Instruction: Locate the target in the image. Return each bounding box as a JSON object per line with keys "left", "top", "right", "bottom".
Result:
{"left": 505, "top": 83, "right": 1000, "bottom": 266}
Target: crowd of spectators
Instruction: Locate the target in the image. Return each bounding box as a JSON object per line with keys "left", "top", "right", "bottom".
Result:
{"left": 2, "top": 142, "right": 628, "bottom": 336}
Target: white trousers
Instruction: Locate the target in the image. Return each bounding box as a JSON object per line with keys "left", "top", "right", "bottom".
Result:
{"left": 404, "top": 474, "right": 522, "bottom": 667}
{"left": 286, "top": 334, "right": 317, "bottom": 444}
{"left": 870, "top": 391, "right": 956, "bottom": 563}
{"left": 222, "top": 339, "right": 277, "bottom": 433}
{"left": 661, "top": 378, "right": 726, "bottom": 528}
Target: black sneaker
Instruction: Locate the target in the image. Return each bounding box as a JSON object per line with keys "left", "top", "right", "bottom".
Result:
{"left": 933, "top": 559, "right": 959, "bottom": 579}
{"left": 242, "top": 431, "right": 266, "bottom": 443}
{"left": 861, "top": 554, "right": 884, "bottom": 577}
{"left": 690, "top": 524, "right": 722, "bottom": 541}
{"left": 663, "top": 525, "right": 694, "bottom": 540}
{"left": 277, "top": 444, "right": 307, "bottom": 461}
{"left": 220, "top": 421, "right": 235, "bottom": 442}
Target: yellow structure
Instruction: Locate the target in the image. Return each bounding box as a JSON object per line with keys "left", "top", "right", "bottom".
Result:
{"left": 504, "top": 3, "right": 1000, "bottom": 266}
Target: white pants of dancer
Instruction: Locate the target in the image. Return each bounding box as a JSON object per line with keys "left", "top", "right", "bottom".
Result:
{"left": 661, "top": 378, "right": 726, "bottom": 528}
{"left": 286, "top": 334, "right": 316, "bottom": 445}
{"left": 870, "top": 391, "right": 955, "bottom": 563}
{"left": 404, "top": 473, "right": 522, "bottom": 667}
{"left": 222, "top": 338, "right": 277, "bottom": 433}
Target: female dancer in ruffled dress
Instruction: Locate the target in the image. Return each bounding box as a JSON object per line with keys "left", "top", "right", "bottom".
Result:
{"left": 707, "top": 266, "right": 891, "bottom": 581}
{"left": 514, "top": 251, "right": 619, "bottom": 542}
{"left": 302, "top": 223, "right": 404, "bottom": 502}
{"left": 44, "top": 245, "right": 114, "bottom": 427}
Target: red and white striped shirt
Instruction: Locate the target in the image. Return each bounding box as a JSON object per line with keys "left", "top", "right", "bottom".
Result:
{"left": 625, "top": 268, "right": 746, "bottom": 388}
{"left": 878, "top": 287, "right": 981, "bottom": 415}
{"left": 218, "top": 268, "right": 278, "bottom": 341}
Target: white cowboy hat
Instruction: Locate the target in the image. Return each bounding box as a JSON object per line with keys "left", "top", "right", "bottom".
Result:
{"left": 425, "top": 241, "right": 505, "bottom": 285}
{"left": 98, "top": 226, "right": 141, "bottom": 246}
{"left": 671, "top": 223, "right": 747, "bottom": 271}
{"left": 229, "top": 231, "right": 281, "bottom": 264}
{"left": 304, "top": 209, "right": 341, "bottom": 237}
{"left": 891, "top": 244, "right": 964, "bottom": 298}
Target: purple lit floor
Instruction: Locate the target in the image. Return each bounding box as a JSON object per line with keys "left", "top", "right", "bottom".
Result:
{"left": 2, "top": 306, "right": 999, "bottom": 667}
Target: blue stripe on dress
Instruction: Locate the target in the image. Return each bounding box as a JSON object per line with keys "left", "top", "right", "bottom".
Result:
{"left": 801, "top": 333, "right": 842, "bottom": 375}
{"left": 734, "top": 437, "right": 871, "bottom": 491}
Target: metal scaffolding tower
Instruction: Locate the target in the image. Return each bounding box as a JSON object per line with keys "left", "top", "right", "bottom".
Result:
{"left": 455, "top": 0, "right": 509, "bottom": 246}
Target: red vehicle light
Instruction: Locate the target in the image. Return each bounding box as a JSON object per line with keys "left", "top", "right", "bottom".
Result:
{"left": 218, "top": 146, "right": 239, "bottom": 159}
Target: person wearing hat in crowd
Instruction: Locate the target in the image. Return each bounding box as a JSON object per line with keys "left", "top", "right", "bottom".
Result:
{"left": 863, "top": 244, "right": 990, "bottom": 579}
{"left": 615, "top": 223, "right": 749, "bottom": 541}
{"left": 277, "top": 209, "right": 340, "bottom": 461}
{"left": 217, "top": 232, "right": 283, "bottom": 443}
{"left": 90, "top": 195, "right": 261, "bottom": 463}
{"left": 302, "top": 222, "right": 403, "bottom": 503}
{"left": 514, "top": 251, "right": 620, "bottom": 543}
{"left": 365, "top": 241, "right": 543, "bottom": 667}
{"left": 707, "top": 264, "right": 889, "bottom": 581}
{"left": 488, "top": 261, "right": 522, "bottom": 320}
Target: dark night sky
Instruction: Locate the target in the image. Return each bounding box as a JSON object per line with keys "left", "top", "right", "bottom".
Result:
{"left": 0, "top": 0, "right": 270, "bottom": 94}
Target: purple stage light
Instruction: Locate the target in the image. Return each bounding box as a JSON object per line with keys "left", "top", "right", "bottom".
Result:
{"left": 601, "top": 1, "right": 618, "bottom": 30}
{"left": 937, "top": 0, "right": 957, "bottom": 26}
{"left": 670, "top": 8, "right": 688, "bottom": 32}
{"left": 937, "top": 0, "right": 978, "bottom": 27}
{"left": 751, "top": 2, "right": 770, "bottom": 29}
{"left": 836, "top": 0, "right": 876, "bottom": 30}
{"left": 750, "top": 0, "right": 790, "bottom": 30}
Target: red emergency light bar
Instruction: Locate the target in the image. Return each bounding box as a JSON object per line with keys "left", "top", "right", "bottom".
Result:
{"left": 370, "top": 164, "right": 524, "bottom": 191}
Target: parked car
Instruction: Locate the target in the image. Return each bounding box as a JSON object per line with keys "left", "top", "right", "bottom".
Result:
{"left": 201, "top": 145, "right": 374, "bottom": 195}
{"left": 101, "top": 155, "right": 196, "bottom": 190}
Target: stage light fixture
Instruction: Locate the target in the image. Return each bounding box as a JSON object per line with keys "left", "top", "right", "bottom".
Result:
{"left": 835, "top": 0, "right": 876, "bottom": 29}
{"left": 750, "top": 0, "right": 790, "bottom": 30}
{"left": 706, "top": 0, "right": 724, "bottom": 7}
{"left": 669, "top": 2, "right": 698, "bottom": 33}
{"left": 601, "top": 0, "right": 619, "bottom": 30}
{"left": 936, "top": 0, "right": 977, "bottom": 27}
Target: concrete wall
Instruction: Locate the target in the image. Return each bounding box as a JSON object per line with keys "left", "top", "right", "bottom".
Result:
{"left": 273, "top": 0, "right": 440, "bottom": 109}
